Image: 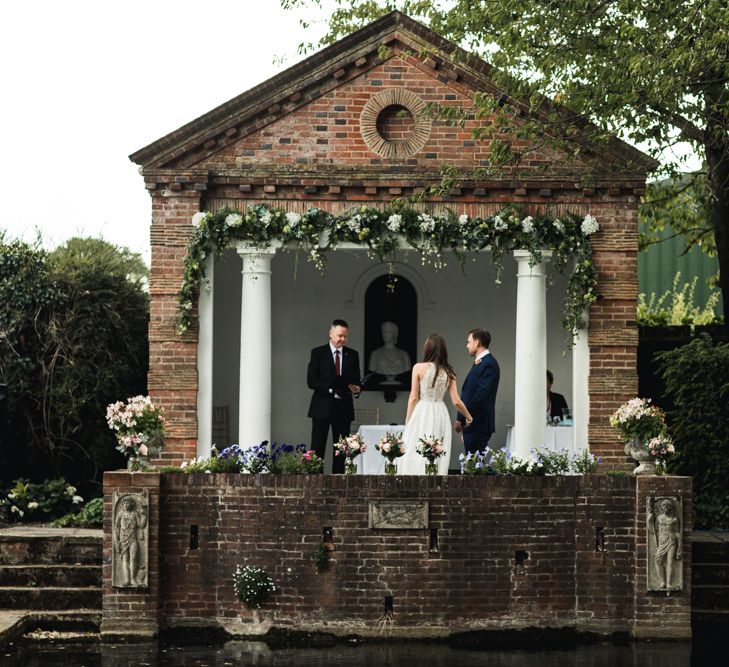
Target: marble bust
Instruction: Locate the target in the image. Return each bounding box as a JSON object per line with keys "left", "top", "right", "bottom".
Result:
{"left": 368, "top": 321, "right": 411, "bottom": 384}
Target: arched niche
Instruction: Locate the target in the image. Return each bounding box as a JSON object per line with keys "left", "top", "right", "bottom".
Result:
{"left": 363, "top": 274, "right": 417, "bottom": 395}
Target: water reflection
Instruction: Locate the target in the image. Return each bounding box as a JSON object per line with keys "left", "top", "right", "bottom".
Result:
{"left": 1, "top": 639, "right": 703, "bottom": 667}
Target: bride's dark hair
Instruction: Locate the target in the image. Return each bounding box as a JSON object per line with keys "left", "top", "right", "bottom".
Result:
{"left": 422, "top": 333, "right": 456, "bottom": 386}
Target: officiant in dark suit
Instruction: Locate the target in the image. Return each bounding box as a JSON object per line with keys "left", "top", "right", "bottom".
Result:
{"left": 455, "top": 328, "right": 500, "bottom": 454}
{"left": 307, "top": 319, "right": 361, "bottom": 473}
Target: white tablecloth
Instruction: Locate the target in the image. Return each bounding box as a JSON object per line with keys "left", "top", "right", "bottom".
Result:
{"left": 505, "top": 425, "right": 576, "bottom": 454}
{"left": 355, "top": 424, "right": 406, "bottom": 474}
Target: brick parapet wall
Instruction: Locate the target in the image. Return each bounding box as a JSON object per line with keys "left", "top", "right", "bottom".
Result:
{"left": 102, "top": 473, "right": 690, "bottom": 640}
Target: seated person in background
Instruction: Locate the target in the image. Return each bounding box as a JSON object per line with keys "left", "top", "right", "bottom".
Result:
{"left": 547, "top": 369, "right": 569, "bottom": 421}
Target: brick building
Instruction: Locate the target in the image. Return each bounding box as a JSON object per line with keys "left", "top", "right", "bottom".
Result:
{"left": 106, "top": 12, "right": 692, "bottom": 643}
{"left": 130, "top": 11, "right": 656, "bottom": 469}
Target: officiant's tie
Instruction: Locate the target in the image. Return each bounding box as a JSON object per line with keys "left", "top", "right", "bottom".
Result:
{"left": 335, "top": 349, "right": 341, "bottom": 376}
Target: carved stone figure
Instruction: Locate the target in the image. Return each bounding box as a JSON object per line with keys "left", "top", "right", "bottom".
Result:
{"left": 112, "top": 491, "right": 149, "bottom": 588}
{"left": 368, "top": 321, "right": 411, "bottom": 384}
{"left": 368, "top": 500, "right": 428, "bottom": 529}
{"left": 647, "top": 496, "right": 683, "bottom": 592}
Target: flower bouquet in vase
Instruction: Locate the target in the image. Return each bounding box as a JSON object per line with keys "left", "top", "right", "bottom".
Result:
{"left": 416, "top": 435, "right": 446, "bottom": 475}
{"left": 609, "top": 397, "right": 670, "bottom": 474}
{"left": 375, "top": 431, "right": 405, "bottom": 475}
{"left": 334, "top": 434, "right": 367, "bottom": 474}
{"left": 106, "top": 395, "right": 166, "bottom": 471}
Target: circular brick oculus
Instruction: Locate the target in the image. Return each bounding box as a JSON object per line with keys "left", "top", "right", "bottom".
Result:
{"left": 360, "top": 88, "right": 432, "bottom": 159}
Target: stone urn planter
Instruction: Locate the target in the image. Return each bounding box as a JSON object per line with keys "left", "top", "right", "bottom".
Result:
{"left": 625, "top": 439, "right": 657, "bottom": 475}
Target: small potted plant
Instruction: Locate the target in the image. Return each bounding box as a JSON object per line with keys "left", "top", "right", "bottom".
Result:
{"left": 106, "top": 395, "right": 166, "bottom": 471}
{"left": 416, "top": 435, "right": 446, "bottom": 475}
{"left": 375, "top": 431, "right": 405, "bottom": 474}
{"left": 334, "top": 434, "right": 367, "bottom": 475}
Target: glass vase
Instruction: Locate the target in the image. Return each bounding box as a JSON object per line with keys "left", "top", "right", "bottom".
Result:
{"left": 385, "top": 462, "right": 397, "bottom": 475}
{"left": 344, "top": 457, "right": 357, "bottom": 475}
{"left": 424, "top": 462, "right": 437, "bottom": 476}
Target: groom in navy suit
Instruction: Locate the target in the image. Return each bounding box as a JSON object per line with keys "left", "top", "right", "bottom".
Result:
{"left": 307, "top": 319, "right": 361, "bottom": 473}
{"left": 455, "top": 329, "right": 500, "bottom": 454}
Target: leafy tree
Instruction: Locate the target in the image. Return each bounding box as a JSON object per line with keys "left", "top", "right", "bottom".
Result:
{"left": 284, "top": 0, "right": 729, "bottom": 327}
{"left": 0, "top": 234, "right": 149, "bottom": 485}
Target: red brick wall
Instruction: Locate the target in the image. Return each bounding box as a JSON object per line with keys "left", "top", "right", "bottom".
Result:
{"left": 102, "top": 473, "right": 691, "bottom": 640}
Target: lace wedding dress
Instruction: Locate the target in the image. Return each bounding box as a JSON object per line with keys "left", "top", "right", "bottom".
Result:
{"left": 398, "top": 363, "right": 451, "bottom": 475}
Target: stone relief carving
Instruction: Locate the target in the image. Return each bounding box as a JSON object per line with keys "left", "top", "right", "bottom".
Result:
{"left": 112, "top": 490, "right": 149, "bottom": 588}
{"left": 368, "top": 500, "right": 428, "bottom": 529}
{"left": 646, "top": 496, "right": 683, "bottom": 593}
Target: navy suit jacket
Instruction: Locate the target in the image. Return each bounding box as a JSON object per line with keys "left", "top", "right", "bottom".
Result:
{"left": 307, "top": 344, "right": 360, "bottom": 421}
{"left": 457, "top": 352, "right": 500, "bottom": 438}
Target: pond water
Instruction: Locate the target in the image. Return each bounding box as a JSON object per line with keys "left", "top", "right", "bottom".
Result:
{"left": 0, "top": 639, "right": 706, "bottom": 667}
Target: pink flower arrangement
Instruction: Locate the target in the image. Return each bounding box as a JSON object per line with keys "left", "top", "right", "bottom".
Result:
{"left": 416, "top": 435, "right": 446, "bottom": 463}
{"left": 334, "top": 434, "right": 367, "bottom": 460}
{"left": 375, "top": 432, "right": 405, "bottom": 462}
{"left": 646, "top": 433, "right": 676, "bottom": 460}
{"left": 609, "top": 397, "right": 666, "bottom": 442}
{"left": 106, "top": 395, "right": 165, "bottom": 460}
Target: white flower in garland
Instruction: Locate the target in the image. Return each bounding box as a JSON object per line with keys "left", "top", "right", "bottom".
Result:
{"left": 191, "top": 211, "right": 209, "bottom": 227}
{"left": 225, "top": 213, "right": 243, "bottom": 228}
{"left": 581, "top": 214, "right": 599, "bottom": 236}
{"left": 347, "top": 214, "right": 362, "bottom": 232}
{"left": 386, "top": 214, "right": 402, "bottom": 232}
{"left": 553, "top": 219, "right": 564, "bottom": 233}
{"left": 521, "top": 216, "right": 534, "bottom": 233}
{"left": 260, "top": 210, "right": 272, "bottom": 227}
{"left": 458, "top": 214, "right": 469, "bottom": 226}
{"left": 493, "top": 215, "right": 508, "bottom": 232}
{"left": 419, "top": 213, "right": 436, "bottom": 233}
{"left": 285, "top": 211, "right": 301, "bottom": 228}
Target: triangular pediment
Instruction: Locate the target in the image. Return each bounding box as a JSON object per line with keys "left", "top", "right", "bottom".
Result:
{"left": 130, "top": 11, "right": 656, "bottom": 180}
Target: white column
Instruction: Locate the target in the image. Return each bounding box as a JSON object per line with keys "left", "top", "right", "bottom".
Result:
{"left": 196, "top": 254, "right": 215, "bottom": 458}
{"left": 236, "top": 243, "right": 278, "bottom": 448}
{"left": 572, "top": 309, "right": 590, "bottom": 453}
{"left": 512, "top": 249, "right": 550, "bottom": 458}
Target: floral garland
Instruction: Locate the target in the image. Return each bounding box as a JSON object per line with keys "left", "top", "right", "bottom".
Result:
{"left": 178, "top": 204, "right": 600, "bottom": 343}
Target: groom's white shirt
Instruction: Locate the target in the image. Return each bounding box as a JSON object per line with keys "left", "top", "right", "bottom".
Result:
{"left": 476, "top": 349, "right": 489, "bottom": 362}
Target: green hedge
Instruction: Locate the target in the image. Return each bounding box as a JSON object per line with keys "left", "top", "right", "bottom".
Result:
{"left": 656, "top": 334, "right": 729, "bottom": 529}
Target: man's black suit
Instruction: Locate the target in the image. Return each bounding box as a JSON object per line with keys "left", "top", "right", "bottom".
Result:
{"left": 549, "top": 391, "right": 569, "bottom": 421}
{"left": 307, "top": 344, "right": 360, "bottom": 473}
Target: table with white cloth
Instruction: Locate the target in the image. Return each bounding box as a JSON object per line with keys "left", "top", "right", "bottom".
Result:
{"left": 504, "top": 424, "right": 579, "bottom": 454}
{"left": 355, "top": 424, "right": 407, "bottom": 474}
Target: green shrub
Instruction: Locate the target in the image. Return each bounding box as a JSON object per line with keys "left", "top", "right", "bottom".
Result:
{"left": 637, "top": 272, "right": 722, "bottom": 327}
{"left": 52, "top": 496, "right": 103, "bottom": 528}
{"left": 656, "top": 334, "right": 729, "bottom": 528}
{"left": 233, "top": 565, "right": 276, "bottom": 608}
{"left": 1, "top": 477, "right": 83, "bottom": 524}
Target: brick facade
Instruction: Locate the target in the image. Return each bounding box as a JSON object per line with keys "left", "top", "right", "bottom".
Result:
{"left": 131, "top": 12, "right": 655, "bottom": 465}
{"left": 101, "top": 472, "right": 691, "bottom": 640}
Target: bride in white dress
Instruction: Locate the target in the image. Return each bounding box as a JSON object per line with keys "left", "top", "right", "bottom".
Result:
{"left": 398, "top": 334, "right": 473, "bottom": 475}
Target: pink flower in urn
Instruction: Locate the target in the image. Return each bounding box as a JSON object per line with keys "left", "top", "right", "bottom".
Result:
{"left": 303, "top": 450, "right": 313, "bottom": 461}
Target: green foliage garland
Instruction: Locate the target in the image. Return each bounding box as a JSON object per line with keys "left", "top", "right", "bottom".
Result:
{"left": 179, "top": 205, "right": 599, "bottom": 344}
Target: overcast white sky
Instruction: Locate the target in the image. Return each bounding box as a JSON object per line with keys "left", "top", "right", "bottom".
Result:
{"left": 0, "top": 0, "right": 329, "bottom": 263}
